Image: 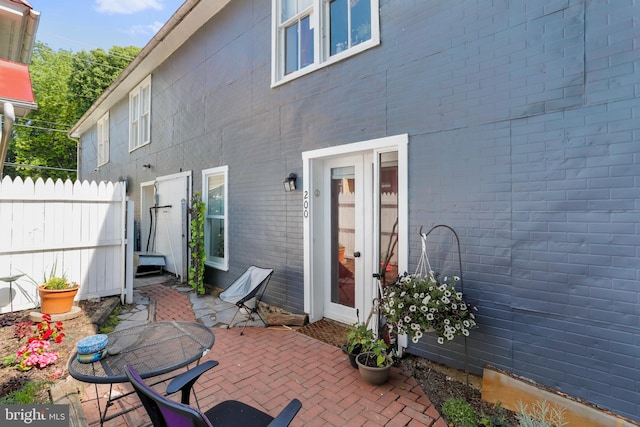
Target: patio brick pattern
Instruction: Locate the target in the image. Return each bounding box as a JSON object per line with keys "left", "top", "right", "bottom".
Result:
{"left": 78, "top": 285, "right": 447, "bottom": 426}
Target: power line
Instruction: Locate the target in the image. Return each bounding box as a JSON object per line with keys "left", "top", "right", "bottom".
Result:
{"left": 52, "top": 49, "right": 137, "bottom": 71}
{"left": 3, "top": 162, "right": 76, "bottom": 172}
{"left": 13, "top": 123, "right": 72, "bottom": 133}
{"left": 16, "top": 118, "right": 73, "bottom": 129}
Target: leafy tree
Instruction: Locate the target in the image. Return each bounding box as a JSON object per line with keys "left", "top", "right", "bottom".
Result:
{"left": 67, "top": 45, "right": 140, "bottom": 118}
{"left": 6, "top": 43, "right": 140, "bottom": 180}
{"left": 9, "top": 42, "right": 76, "bottom": 180}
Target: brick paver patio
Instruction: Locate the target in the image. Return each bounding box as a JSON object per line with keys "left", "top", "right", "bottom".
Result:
{"left": 78, "top": 285, "right": 446, "bottom": 426}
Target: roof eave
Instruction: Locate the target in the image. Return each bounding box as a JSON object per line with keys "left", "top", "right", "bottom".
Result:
{"left": 69, "top": 0, "right": 232, "bottom": 139}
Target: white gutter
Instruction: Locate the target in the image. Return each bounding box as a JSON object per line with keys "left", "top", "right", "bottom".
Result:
{"left": 20, "top": 8, "right": 40, "bottom": 64}
{"left": 0, "top": 101, "right": 15, "bottom": 177}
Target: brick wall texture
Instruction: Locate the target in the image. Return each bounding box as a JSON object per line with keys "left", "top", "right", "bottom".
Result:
{"left": 79, "top": 0, "right": 640, "bottom": 421}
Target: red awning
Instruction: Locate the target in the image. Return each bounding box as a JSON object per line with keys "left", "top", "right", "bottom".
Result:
{"left": 0, "top": 58, "right": 37, "bottom": 117}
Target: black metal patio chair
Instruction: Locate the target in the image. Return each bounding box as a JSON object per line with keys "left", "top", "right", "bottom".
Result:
{"left": 125, "top": 364, "right": 302, "bottom": 427}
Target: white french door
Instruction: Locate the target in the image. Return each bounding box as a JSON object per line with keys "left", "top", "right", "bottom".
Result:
{"left": 302, "top": 134, "right": 409, "bottom": 325}
{"left": 323, "top": 155, "right": 369, "bottom": 323}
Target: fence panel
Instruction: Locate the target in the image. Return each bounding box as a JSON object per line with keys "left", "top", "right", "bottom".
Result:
{"left": 0, "top": 176, "right": 129, "bottom": 313}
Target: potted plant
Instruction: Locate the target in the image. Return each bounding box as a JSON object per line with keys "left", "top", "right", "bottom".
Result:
{"left": 30, "top": 264, "right": 79, "bottom": 315}
{"left": 344, "top": 322, "right": 375, "bottom": 368}
{"left": 355, "top": 337, "right": 393, "bottom": 385}
{"left": 381, "top": 272, "right": 477, "bottom": 345}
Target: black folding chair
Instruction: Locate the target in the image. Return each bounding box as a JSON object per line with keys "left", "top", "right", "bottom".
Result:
{"left": 125, "top": 364, "right": 301, "bottom": 427}
{"left": 219, "top": 266, "right": 273, "bottom": 335}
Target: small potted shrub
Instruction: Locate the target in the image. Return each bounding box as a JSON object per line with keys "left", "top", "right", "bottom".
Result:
{"left": 355, "top": 337, "right": 393, "bottom": 385}
{"left": 29, "top": 263, "right": 79, "bottom": 315}
{"left": 344, "top": 322, "right": 375, "bottom": 368}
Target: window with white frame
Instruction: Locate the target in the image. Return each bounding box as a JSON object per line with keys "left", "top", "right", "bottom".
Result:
{"left": 202, "top": 166, "right": 228, "bottom": 270}
{"left": 129, "top": 75, "right": 151, "bottom": 151}
{"left": 96, "top": 112, "right": 109, "bottom": 167}
{"left": 272, "top": 0, "right": 379, "bottom": 84}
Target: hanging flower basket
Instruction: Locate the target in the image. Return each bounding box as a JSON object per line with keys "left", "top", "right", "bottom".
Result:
{"left": 381, "top": 272, "right": 477, "bottom": 344}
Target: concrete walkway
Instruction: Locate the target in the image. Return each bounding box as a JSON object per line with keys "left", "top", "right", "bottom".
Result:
{"left": 76, "top": 275, "right": 446, "bottom": 427}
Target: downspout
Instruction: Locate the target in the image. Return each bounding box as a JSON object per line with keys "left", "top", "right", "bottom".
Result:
{"left": 67, "top": 135, "right": 80, "bottom": 179}
{"left": 0, "top": 102, "right": 16, "bottom": 178}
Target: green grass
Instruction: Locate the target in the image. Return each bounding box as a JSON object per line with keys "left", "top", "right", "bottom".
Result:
{"left": 0, "top": 380, "right": 52, "bottom": 404}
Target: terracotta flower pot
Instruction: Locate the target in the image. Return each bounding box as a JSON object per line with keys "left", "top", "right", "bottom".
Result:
{"left": 38, "top": 285, "right": 79, "bottom": 314}
{"left": 356, "top": 352, "right": 392, "bottom": 385}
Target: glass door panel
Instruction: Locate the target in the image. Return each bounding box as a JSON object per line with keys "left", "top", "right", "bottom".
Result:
{"left": 378, "top": 152, "right": 398, "bottom": 286}
{"left": 331, "top": 166, "right": 355, "bottom": 307}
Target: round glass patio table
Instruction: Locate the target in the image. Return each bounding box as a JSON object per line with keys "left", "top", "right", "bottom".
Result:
{"left": 68, "top": 321, "right": 215, "bottom": 384}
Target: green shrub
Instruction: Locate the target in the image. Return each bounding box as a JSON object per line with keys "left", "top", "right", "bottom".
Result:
{"left": 442, "top": 398, "right": 479, "bottom": 427}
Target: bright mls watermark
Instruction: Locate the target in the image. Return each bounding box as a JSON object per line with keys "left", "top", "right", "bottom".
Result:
{"left": 2, "top": 405, "right": 68, "bottom": 426}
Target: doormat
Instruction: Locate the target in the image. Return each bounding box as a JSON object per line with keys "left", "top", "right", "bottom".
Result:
{"left": 297, "top": 318, "right": 350, "bottom": 348}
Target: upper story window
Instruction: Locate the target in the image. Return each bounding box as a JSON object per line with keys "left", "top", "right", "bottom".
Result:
{"left": 97, "top": 112, "right": 109, "bottom": 167}
{"left": 203, "top": 166, "right": 229, "bottom": 271}
{"left": 129, "top": 75, "right": 151, "bottom": 152}
{"left": 272, "top": 0, "right": 379, "bottom": 85}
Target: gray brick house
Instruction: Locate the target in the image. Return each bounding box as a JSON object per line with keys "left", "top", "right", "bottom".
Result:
{"left": 70, "top": 0, "right": 640, "bottom": 421}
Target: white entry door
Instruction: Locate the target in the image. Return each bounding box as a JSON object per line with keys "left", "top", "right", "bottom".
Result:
{"left": 140, "top": 172, "right": 191, "bottom": 279}
{"left": 303, "top": 134, "right": 409, "bottom": 326}
{"left": 323, "top": 155, "right": 368, "bottom": 323}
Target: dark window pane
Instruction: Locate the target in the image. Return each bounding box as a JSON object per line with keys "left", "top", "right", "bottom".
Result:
{"left": 330, "top": 0, "right": 348, "bottom": 55}
{"left": 208, "top": 218, "right": 224, "bottom": 259}
{"left": 351, "top": 0, "right": 371, "bottom": 46}
{"left": 285, "top": 23, "right": 299, "bottom": 74}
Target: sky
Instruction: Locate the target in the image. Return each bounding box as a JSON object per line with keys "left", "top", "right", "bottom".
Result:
{"left": 33, "top": 0, "right": 185, "bottom": 52}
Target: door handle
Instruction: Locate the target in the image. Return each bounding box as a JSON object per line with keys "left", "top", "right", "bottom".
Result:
{"left": 353, "top": 251, "right": 361, "bottom": 258}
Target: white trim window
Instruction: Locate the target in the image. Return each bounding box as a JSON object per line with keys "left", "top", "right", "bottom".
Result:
{"left": 129, "top": 75, "right": 151, "bottom": 152}
{"left": 202, "top": 166, "right": 229, "bottom": 271}
{"left": 96, "top": 112, "right": 109, "bottom": 167}
{"left": 272, "top": 0, "right": 380, "bottom": 85}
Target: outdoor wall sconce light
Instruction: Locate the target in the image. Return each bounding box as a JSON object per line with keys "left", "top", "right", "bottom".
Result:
{"left": 283, "top": 173, "right": 297, "bottom": 192}
{"left": 142, "top": 163, "right": 152, "bottom": 169}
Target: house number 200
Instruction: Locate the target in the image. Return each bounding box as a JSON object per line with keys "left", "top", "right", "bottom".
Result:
{"left": 303, "top": 190, "right": 309, "bottom": 218}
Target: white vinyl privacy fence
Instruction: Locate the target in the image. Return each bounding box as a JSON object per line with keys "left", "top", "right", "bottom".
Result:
{"left": 0, "top": 177, "right": 133, "bottom": 314}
